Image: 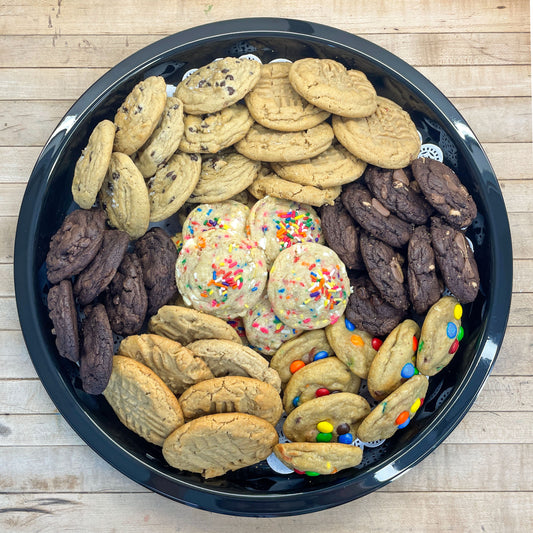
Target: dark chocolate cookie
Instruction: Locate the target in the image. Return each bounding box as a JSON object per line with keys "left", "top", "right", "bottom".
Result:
{"left": 73, "top": 230, "right": 130, "bottom": 306}
{"left": 411, "top": 157, "right": 477, "bottom": 228}
{"left": 134, "top": 227, "right": 178, "bottom": 316}
{"left": 46, "top": 208, "right": 107, "bottom": 284}
{"left": 341, "top": 181, "right": 413, "bottom": 248}
{"left": 407, "top": 225, "right": 443, "bottom": 314}
{"left": 320, "top": 198, "right": 364, "bottom": 270}
{"left": 364, "top": 165, "right": 433, "bottom": 225}
{"left": 430, "top": 217, "right": 480, "bottom": 304}
{"left": 104, "top": 252, "right": 148, "bottom": 335}
{"left": 359, "top": 231, "right": 409, "bottom": 311}
{"left": 345, "top": 275, "right": 406, "bottom": 337}
{"left": 47, "top": 279, "right": 79, "bottom": 362}
{"left": 79, "top": 303, "right": 114, "bottom": 395}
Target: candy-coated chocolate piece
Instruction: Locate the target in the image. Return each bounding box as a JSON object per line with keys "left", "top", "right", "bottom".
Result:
{"left": 345, "top": 318, "right": 355, "bottom": 331}
{"left": 317, "top": 421, "right": 334, "bottom": 434}
{"left": 372, "top": 338, "right": 383, "bottom": 351}
{"left": 290, "top": 360, "right": 306, "bottom": 374}
{"left": 316, "top": 388, "right": 330, "bottom": 397}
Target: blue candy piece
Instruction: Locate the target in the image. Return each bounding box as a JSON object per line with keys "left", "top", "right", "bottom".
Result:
{"left": 344, "top": 318, "right": 355, "bottom": 331}
{"left": 401, "top": 363, "right": 416, "bottom": 379}
{"left": 292, "top": 396, "right": 300, "bottom": 408}
{"left": 446, "top": 322, "right": 458, "bottom": 339}
{"left": 313, "top": 350, "right": 329, "bottom": 361}
{"left": 338, "top": 433, "right": 353, "bottom": 444}
{"left": 397, "top": 417, "right": 411, "bottom": 429}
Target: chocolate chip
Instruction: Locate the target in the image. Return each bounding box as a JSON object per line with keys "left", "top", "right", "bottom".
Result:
{"left": 227, "top": 87, "right": 235, "bottom": 95}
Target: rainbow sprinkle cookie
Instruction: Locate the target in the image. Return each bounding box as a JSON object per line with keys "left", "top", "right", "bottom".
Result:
{"left": 246, "top": 196, "right": 323, "bottom": 268}
{"left": 175, "top": 229, "right": 268, "bottom": 319}
{"left": 267, "top": 242, "right": 350, "bottom": 330}
{"left": 182, "top": 200, "right": 250, "bottom": 241}
{"left": 243, "top": 292, "right": 302, "bottom": 355}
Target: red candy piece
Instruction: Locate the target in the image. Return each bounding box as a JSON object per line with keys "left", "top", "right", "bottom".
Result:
{"left": 315, "top": 388, "right": 330, "bottom": 397}
{"left": 294, "top": 469, "right": 305, "bottom": 475}
{"left": 449, "top": 339, "right": 459, "bottom": 354}
{"left": 412, "top": 336, "right": 418, "bottom": 352}
{"left": 372, "top": 338, "right": 383, "bottom": 351}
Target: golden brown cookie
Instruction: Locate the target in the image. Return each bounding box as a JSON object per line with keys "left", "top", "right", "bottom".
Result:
{"left": 179, "top": 104, "right": 254, "bottom": 153}
{"left": 113, "top": 76, "right": 167, "bottom": 155}
{"left": 271, "top": 143, "right": 367, "bottom": 189}
{"left": 187, "top": 150, "right": 261, "bottom": 203}
{"left": 269, "top": 329, "right": 334, "bottom": 388}
{"left": 367, "top": 319, "right": 421, "bottom": 401}
{"left": 283, "top": 357, "right": 361, "bottom": 414}
{"left": 103, "top": 355, "right": 184, "bottom": 446}
{"left": 416, "top": 296, "right": 463, "bottom": 376}
{"left": 99, "top": 152, "right": 150, "bottom": 239}
{"left": 244, "top": 62, "right": 330, "bottom": 131}
{"left": 175, "top": 57, "right": 261, "bottom": 115}
{"left": 147, "top": 152, "right": 202, "bottom": 222}
{"left": 332, "top": 96, "right": 421, "bottom": 169}
{"left": 72, "top": 119, "right": 115, "bottom": 209}
{"left": 248, "top": 172, "right": 341, "bottom": 207}
{"left": 325, "top": 315, "right": 378, "bottom": 379}
{"left": 235, "top": 122, "right": 334, "bottom": 163}
{"left": 148, "top": 305, "right": 243, "bottom": 345}
{"left": 178, "top": 375, "right": 283, "bottom": 426}
{"left": 162, "top": 412, "right": 278, "bottom": 478}
{"left": 273, "top": 442, "right": 363, "bottom": 475}
{"left": 283, "top": 392, "right": 370, "bottom": 445}
{"left": 289, "top": 58, "right": 377, "bottom": 118}
{"left": 187, "top": 339, "right": 281, "bottom": 392}
{"left": 135, "top": 96, "right": 185, "bottom": 178}
{"left": 357, "top": 374, "right": 428, "bottom": 442}
{"left": 117, "top": 333, "right": 214, "bottom": 395}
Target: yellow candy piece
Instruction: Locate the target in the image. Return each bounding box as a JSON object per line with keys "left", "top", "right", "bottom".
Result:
{"left": 410, "top": 398, "right": 421, "bottom": 414}
{"left": 317, "top": 421, "right": 334, "bottom": 434}
{"left": 454, "top": 304, "right": 463, "bottom": 320}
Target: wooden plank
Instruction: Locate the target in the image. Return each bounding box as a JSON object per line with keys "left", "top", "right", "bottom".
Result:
{"left": 1, "top": 410, "right": 531, "bottom": 448}
{"left": 0, "top": 218, "right": 16, "bottom": 263}
{"left": 1, "top": 98, "right": 531, "bottom": 147}
{"left": 2, "top": 143, "right": 530, "bottom": 184}
{"left": 0, "top": 298, "right": 20, "bottom": 330}
{"left": 1, "top": 376, "right": 530, "bottom": 416}
{"left": 1, "top": 65, "right": 530, "bottom": 100}
{"left": 1, "top": 0, "right": 529, "bottom": 35}
{"left": 0, "top": 264, "right": 14, "bottom": 296}
{"left": 0, "top": 442, "right": 530, "bottom": 493}
{"left": 0, "top": 492, "right": 531, "bottom": 533}
{"left": 509, "top": 212, "right": 533, "bottom": 259}
{"left": 1, "top": 32, "right": 529, "bottom": 69}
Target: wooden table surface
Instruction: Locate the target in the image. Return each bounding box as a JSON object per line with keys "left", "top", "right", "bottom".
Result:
{"left": 1, "top": 1, "right": 531, "bottom": 531}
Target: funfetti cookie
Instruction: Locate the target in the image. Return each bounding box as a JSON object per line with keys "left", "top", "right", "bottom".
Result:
{"left": 244, "top": 62, "right": 330, "bottom": 132}
{"left": 357, "top": 374, "right": 428, "bottom": 442}
{"left": 267, "top": 242, "right": 350, "bottom": 331}
{"left": 416, "top": 296, "right": 464, "bottom": 376}
{"left": 243, "top": 292, "right": 302, "bottom": 355}
{"left": 246, "top": 196, "right": 324, "bottom": 269}
{"left": 325, "top": 315, "right": 378, "bottom": 379}
{"left": 175, "top": 56, "right": 262, "bottom": 115}
{"left": 175, "top": 229, "right": 268, "bottom": 320}
{"left": 367, "top": 319, "right": 421, "bottom": 402}
{"left": 269, "top": 329, "right": 334, "bottom": 388}
{"left": 273, "top": 442, "right": 363, "bottom": 475}
{"left": 283, "top": 356, "right": 361, "bottom": 414}
{"left": 283, "top": 392, "right": 371, "bottom": 445}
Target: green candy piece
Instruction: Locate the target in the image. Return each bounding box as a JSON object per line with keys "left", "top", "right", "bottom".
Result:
{"left": 457, "top": 326, "right": 464, "bottom": 341}
{"left": 306, "top": 471, "right": 320, "bottom": 477}
{"left": 316, "top": 432, "right": 333, "bottom": 442}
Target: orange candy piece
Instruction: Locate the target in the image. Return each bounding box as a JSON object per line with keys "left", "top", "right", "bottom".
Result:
{"left": 395, "top": 410, "right": 409, "bottom": 426}
{"left": 290, "top": 360, "right": 305, "bottom": 374}
{"left": 350, "top": 334, "right": 364, "bottom": 347}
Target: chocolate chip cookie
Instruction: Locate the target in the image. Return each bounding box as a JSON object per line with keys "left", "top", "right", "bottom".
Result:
{"left": 430, "top": 217, "right": 480, "bottom": 304}
{"left": 341, "top": 181, "right": 413, "bottom": 248}
{"left": 47, "top": 279, "right": 79, "bottom": 362}
{"left": 411, "top": 157, "right": 477, "bottom": 228}
{"left": 73, "top": 229, "right": 130, "bottom": 306}
{"left": 46, "top": 208, "right": 107, "bottom": 284}
{"left": 134, "top": 227, "right": 178, "bottom": 316}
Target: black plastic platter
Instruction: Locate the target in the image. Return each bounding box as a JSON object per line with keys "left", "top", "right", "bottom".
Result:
{"left": 14, "top": 18, "right": 512, "bottom": 516}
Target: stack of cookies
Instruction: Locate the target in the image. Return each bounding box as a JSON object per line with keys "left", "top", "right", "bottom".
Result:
{"left": 44, "top": 54, "right": 480, "bottom": 479}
